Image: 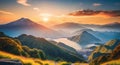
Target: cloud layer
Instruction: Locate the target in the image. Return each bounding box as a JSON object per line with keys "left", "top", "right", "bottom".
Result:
{"left": 68, "top": 10, "right": 120, "bottom": 17}
{"left": 17, "top": 0, "right": 31, "bottom": 6}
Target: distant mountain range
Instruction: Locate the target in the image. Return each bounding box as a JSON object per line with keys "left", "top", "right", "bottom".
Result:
{"left": 0, "top": 18, "right": 63, "bottom": 38}
{"left": 52, "top": 22, "right": 120, "bottom": 33}
{"left": 89, "top": 31, "right": 120, "bottom": 42}
{"left": 52, "top": 22, "right": 86, "bottom": 35}
{"left": 53, "top": 22, "right": 85, "bottom": 30}
{"left": 0, "top": 18, "right": 120, "bottom": 38}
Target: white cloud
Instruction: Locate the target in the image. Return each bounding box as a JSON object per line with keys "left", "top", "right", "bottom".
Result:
{"left": 33, "top": 7, "right": 40, "bottom": 12}
{"left": 93, "top": 3, "right": 102, "bottom": 7}
{"left": 0, "top": 10, "right": 14, "bottom": 15}
{"left": 17, "top": 0, "right": 31, "bottom": 6}
{"left": 54, "top": 38, "right": 82, "bottom": 50}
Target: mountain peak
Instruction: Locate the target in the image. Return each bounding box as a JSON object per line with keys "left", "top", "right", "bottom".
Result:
{"left": 82, "top": 31, "right": 88, "bottom": 33}
{"left": 17, "top": 17, "right": 32, "bottom": 22}
{"left": 7, "top": 18, "right": 37, "bottom": 26}
{"left": 79, "top": 31, "right": 101, "bottom": 45}
{"left": 19, "top": 17, "right": 28, "bottom": 20}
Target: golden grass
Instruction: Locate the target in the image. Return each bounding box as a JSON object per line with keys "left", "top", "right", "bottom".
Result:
{"left": 0, "top": 51, "right": 55, "bottom": 65}
{"left": 0, "top": 51, "right": 89, "bottom": 65}
{"left": 73, "top": 62, "right": 89, "bottom": 65}
{"left": 101, "top": 59, "right": 120, "bottom": 65}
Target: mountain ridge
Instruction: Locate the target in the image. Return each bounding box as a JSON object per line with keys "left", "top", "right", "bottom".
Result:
{"left": 0, "top": 18, "right": 63, "bottom": 38}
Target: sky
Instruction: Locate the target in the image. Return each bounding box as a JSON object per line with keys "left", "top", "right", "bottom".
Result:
{"left": 0, "top": 0, "right": 120, "bottom": 26}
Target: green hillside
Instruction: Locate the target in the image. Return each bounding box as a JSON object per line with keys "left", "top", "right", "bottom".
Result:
{"left": 17, "top": 34, "right": 85, "bottom": 62}
{"left": 89, "top": 39, "right": 120, "bottom": 65}
{"left": 0, "top": 37, "right": 46, "bottom": 60}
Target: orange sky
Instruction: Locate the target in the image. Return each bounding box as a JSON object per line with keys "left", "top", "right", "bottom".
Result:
{"left": 0, "top": 12, "right": 120, "bottom": 27}
{"left": 0, "top": 0, "right": 120, "bottom": 26}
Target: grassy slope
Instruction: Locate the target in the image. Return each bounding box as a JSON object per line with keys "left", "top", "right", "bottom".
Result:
{"left": 0, "top": 51, "right": 89, "bottom": 65}
{"left": 101, "top": 59, "right": 120, "bottom": 65}
{"left": 0, "top": 51, "right": 55, "bottom": 65}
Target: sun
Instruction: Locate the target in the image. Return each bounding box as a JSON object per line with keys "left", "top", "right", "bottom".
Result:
{"left": 39, "top": 13, "right": 52, "bottom": 22}
{"left": 43, "top": 17, "right": 49, "bottom": 22}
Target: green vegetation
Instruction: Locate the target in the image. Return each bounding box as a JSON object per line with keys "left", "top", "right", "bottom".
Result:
{"left": 0, "top": 32, "right": 86, "bottom": 65}
{"left": 22, "top": 46, "right": 46, "bottom": 60}
{"left": 17, "top": 34, "right": 85, "bottom": 62}
{"left": 0, "top": 37, "right": 24, "bottom": 55}
{"left": 101, "top": 59, "right": 120, "bottom": 65}
{"left": 0, "top": 37, "right": 46, "bottom": 60}
{"left": 61, "top": 62, "right": 71, "bottom": 65}
{"left": 23, "top": 63, "right": 32, "bottom": 65}
{"left": 89, "top": 39, "right": 120, "bottom": 65}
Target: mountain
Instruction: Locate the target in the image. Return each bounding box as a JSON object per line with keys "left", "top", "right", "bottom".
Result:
{"left": 89, "top": 31, "right": 120, "bottom": 42}
{"left": 0, "top": 18, "right": 62, "bottom": 38}
{"left": 82, "top": 22, "right": 120, "bottom": 32}
{"left": 69, "top": 31, "right": 101, "bottom": 48}
{"left": 89, "top": 39, "right": 120, "bottom": 65}
{"left": 0, "top": 18, "right": 46, "bottom": 29}
{"left": 98, "top": 22, "right": 120, "bottom": 31}
{"left": 0, "top": 37, "right": 25, "bottom": 56}
{"left": 53, "top": 22, "right": 85, "bottom": 29}
{"left": 0, "top": 33, "right": 46, "bottom": 59}
{"left": 73, "top": 29, "right": 120, "bottom": 43}
{"left": 52, "top": 22, "right": 86, "bottom": 36}
{"left": 73, "top": 29, "right": 93, "bottom": 35}
{"left": 0, "top": 32, "right": 85, "bottom": 64}
{"left": 52, "top": 22, "right": 120, "bottom": 38}
{"left": 53, "top": 22, "right": 120, "bottom": 35}
{"left": 0, "top": 32, "right": 8, "bottom": 37}
{"left": 101, "top": 22, "right": 120, "bottom": 28}
{"left": 49, "top": 40, "right": 78, "bottom": 54}
{"left": 17, "top": 34, "right": 85, "bottom": 62}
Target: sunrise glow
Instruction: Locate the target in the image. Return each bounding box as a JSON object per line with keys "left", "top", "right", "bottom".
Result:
{"left": 0, "top": 0, "right": 120, "bottom": 26}
{"left": 42, "top": 17, "right": 49, "bottom": 22}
